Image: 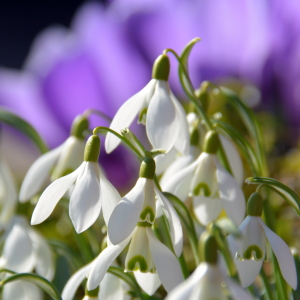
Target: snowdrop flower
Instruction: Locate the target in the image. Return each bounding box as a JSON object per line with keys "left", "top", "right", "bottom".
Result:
{"left": 108, "top": 157, "right": 183, "bottom": 257}
{"left": 105, "top": 54, "right": 190, "bottom": 155}
{"left": 166, "top": 232, "right": 252, "bottom": 300}
{"left": 31, "top": 134, "right": 121, "bottom": 233}
{"left": 0, "top": 217, "right": 54, "bottom": 300}
{"left": 87, "top": 223, "right": 183, "bottom": 295}
{"left": 19, "top": 115, "right": 89, "bottom": 202}
{"left": 0, "top": 158, "right": 18, "bottom": 227}
{"left": 163, "top": 130, "right": 245, "bottom": 226}
{"left": 227, "top": 192, "right": 297, "bottom": 289}
{"left": 62, "top": 262, "right": 130, "bottom": 300}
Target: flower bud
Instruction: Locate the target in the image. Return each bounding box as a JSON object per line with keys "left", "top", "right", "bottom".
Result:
{"left": 139, "top": 157, "right": 156, "bottom": 179}
{"left": 203, "top": 130, "right": 220, "bottom": 154}
{"left": 152, "top": 54, "right": 170, "bottom": 81}
{"left": 84, "top": 135, "right": 101, "bottom": 162}
{"left": 71, "top": 115, "right": 89, "bottom": 139}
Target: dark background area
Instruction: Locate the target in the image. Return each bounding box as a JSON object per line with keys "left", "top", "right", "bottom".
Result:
{"left": 0, "top": 0, "right": 92, "bottom": 69}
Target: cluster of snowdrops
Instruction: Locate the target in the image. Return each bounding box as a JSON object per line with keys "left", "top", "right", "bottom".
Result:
{"left": 0, "top": 39, "right": 299, "bottom": 300}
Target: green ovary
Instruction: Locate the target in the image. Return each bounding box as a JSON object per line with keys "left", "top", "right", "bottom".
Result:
{"left": 193, "top": 182, "right": 211, "bottom": 197}
{"left": 243, "top": 245, "right": 263, "bottom": 260}
{"left": 140, "top": 207, "right": 155, "bottom": 223}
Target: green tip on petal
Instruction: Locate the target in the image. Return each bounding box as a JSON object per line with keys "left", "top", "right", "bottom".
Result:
{"left": 86, "top": 285, "right": 99, "bottom": 296}
{"left": 139, "top": 157, "right": 156, "bottom": 179}
{"left": 127, "top": 255, "right": 148, "bottom": 272}
{"left": 199, "top": 231, "right": 218, "bottom": 264}
{"left": 203, "top": 130, "right": 220, "bottom": 154}
{"left": 195, "top": 89, "right": 209, "bottom": 112}
{"left": 71, "top": 115, "right": 89, "bottom": 139}
{"left": 152, "top": 54, "right": 170, "bottom": 81}
{"left": 84, "top": 135, "right": 101, "bottom": 162}
{"left": 247, "top": 192, "right": 263, "bottom": 216}
{"left": 193, "top": 182, "right": 211, "bottom": 197}
{"left": 243, "top": 245, "right": 263, "bottom": 260}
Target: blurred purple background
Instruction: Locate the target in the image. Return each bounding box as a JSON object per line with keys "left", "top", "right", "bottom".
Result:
{"left": 0, "top": 0, "right": 300, "bottom": 188}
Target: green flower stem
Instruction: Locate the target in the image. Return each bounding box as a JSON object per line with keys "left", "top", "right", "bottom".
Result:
{"left": 93, "top": 126, "right": 144, "bottom": 160}
{"left": 73, "top": 229, "right": 94, "bottom": 264}
{"left": 260, "top": 268, "right": 274, "bottom": 300}
{"left": 83, "top": 109, "right": 112, "bottom": 123}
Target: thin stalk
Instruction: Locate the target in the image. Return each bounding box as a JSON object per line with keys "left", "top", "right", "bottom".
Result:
{"left": 260, "top": 268, "right": 274, "bottom": 300}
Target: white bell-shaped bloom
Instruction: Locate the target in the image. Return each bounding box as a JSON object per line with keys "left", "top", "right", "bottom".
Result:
{"left": 166, "top": 262, "right": 253, "bottom": 300}
{"left": 108, "top": 158, "right": 183, "bottom": 257}
{"left": 0, "top": 159, "right": 18, "bottom": 227}
{"left": 87, "top": 225, "right": 183, "bottom": 295}
{"left": 105, "top": 54, "right": 190, "bottom": 155}
{"left": 163, "top": 137, "right": 245, "bottom": 226}
{"left": 228, "top": 215, "right": 297, "bottom": 289}
{"left": 62, "top": 262, "right": 131, "bottom": 300}
{"left": 31, "top": 135, "right": 121, "bottom": 233}
{"left": 227, "top": 192, "right": 297, "bottom": 289}
{"left": 20, "top": 116, "right": 88, "bottom": 203}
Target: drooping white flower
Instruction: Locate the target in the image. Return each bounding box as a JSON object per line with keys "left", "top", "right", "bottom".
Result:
{"left": 31, "top": 135, "right": 121, "bottom": 233}
{"left": 19, "top": 115, "right": 88, "bottom": 202}
{"left": 87, "top": 224, "right": 183, "bottom": 295}
{"left": 108, "top": 157, "right": 183, "bottom": 257}
{"left": 62, "top": 262, "right": 131, "bottom": 300}
{"left": 166, "top": 232, "right": 253, "bottom": 300}
{"left": 227, "top": 192, "right": 297, "bottom": 289}
{"left": 0, "top": 217, "right": 54, "bottom": 300}
{"left": 163, "top": 131, "right": 245, "bottom": 226}
{"left": 0, "top": 159, "right": 18, "bottom": 228}
{"left": 105, "top": 54, "right": 190, "bottom": 155}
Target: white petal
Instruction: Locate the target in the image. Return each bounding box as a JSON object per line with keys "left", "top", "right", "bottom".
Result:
{"left": 227, "top": 234, "right": 263, "bottom": 288}
{"left": 100, "top": 172, "right": 121, "bottom": 225}
{"left": 105, "top": 80, "right": 153, "bottom": 154}
{"left": 216, "top": 161, "right": 246, "bottom": 226}
{"left": 154, "top": 147, "right": 177, "bottom": 176}
{"left": 162, "top": 158, "right": 199, "bottom": 201}
{"left": 146, "top": 81, "right": 179, "bottom": 152}
{"left": 4, "top": 224, "right": 35, "bottom": 273}
{"left": 62, "top": 263, "right": 93, "bottom": 300}
{"left": 108, "top": 178, "right": 146, "bottom": 245}
{"left": 193, "top": 196, "right": 223, "bottom": 225}
{"left": 19, "top": 143, "right": 64, "bottom": 202}
{"left": 100, "top": 273, "right": 130, "bottom": 300}
{"left": 87, "top": 237, "right": 130, "bottom": 290}
{"left": 155, "top": 187, "right": 183, "bottom": 257}
{"left": 220, "top": 135, "right": 244, "bottom": 186}
{"left": 225, "top": 277, "right": 254, "bottom": 300}
{"left": 165, "top": 263, "right": 208, "bottom": 300}
{"left": 260, "top": 219, "right": 297, "bottom": 289}
{"left": 171, "top": 93, "right": 190, "bottom": 155}
{"left": 27, "top": 229, "right": 55, "bottom": 281}
{"left": 134, "top": 271, "right": 161, "bottom": 296}
{"left": 147, "top": 228, "right": 184, "bottom": 292}
{"left": 31, "top": 163, "right": 81, "bottom": 225}
{"left": 69, "top": 162, "right": 101, "bottom": 233}
{"left": 3, "top": 281, "right": 43, "bottom": 300}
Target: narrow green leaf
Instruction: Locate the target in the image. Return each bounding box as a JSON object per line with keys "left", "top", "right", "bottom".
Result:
{"left": 0, "top": 109, "right": 48, "bottom": 153}
{"left": 179, "top": 38, "right": 201, "bottom": 94}
{"left": 0, "top": 272, "right": 62, "bottom": 300}
{"left": 246, "top": 177, "right": 300, "bottom": 215}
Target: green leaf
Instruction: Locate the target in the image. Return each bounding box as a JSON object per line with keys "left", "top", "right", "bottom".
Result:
{"left": 179, "top": 38, "right": 201, "bottom": 95}
{"left": 0, "top": 109, "right": 48, "bottom": 153}
{"left": 217, "top": 87, "right": 267, "bottom": 177}
{"left": 246, "top": 177, "right": 300, "bottom": 215}
{"left": 0, "top": 271, "right": 62, "bottom": 300}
